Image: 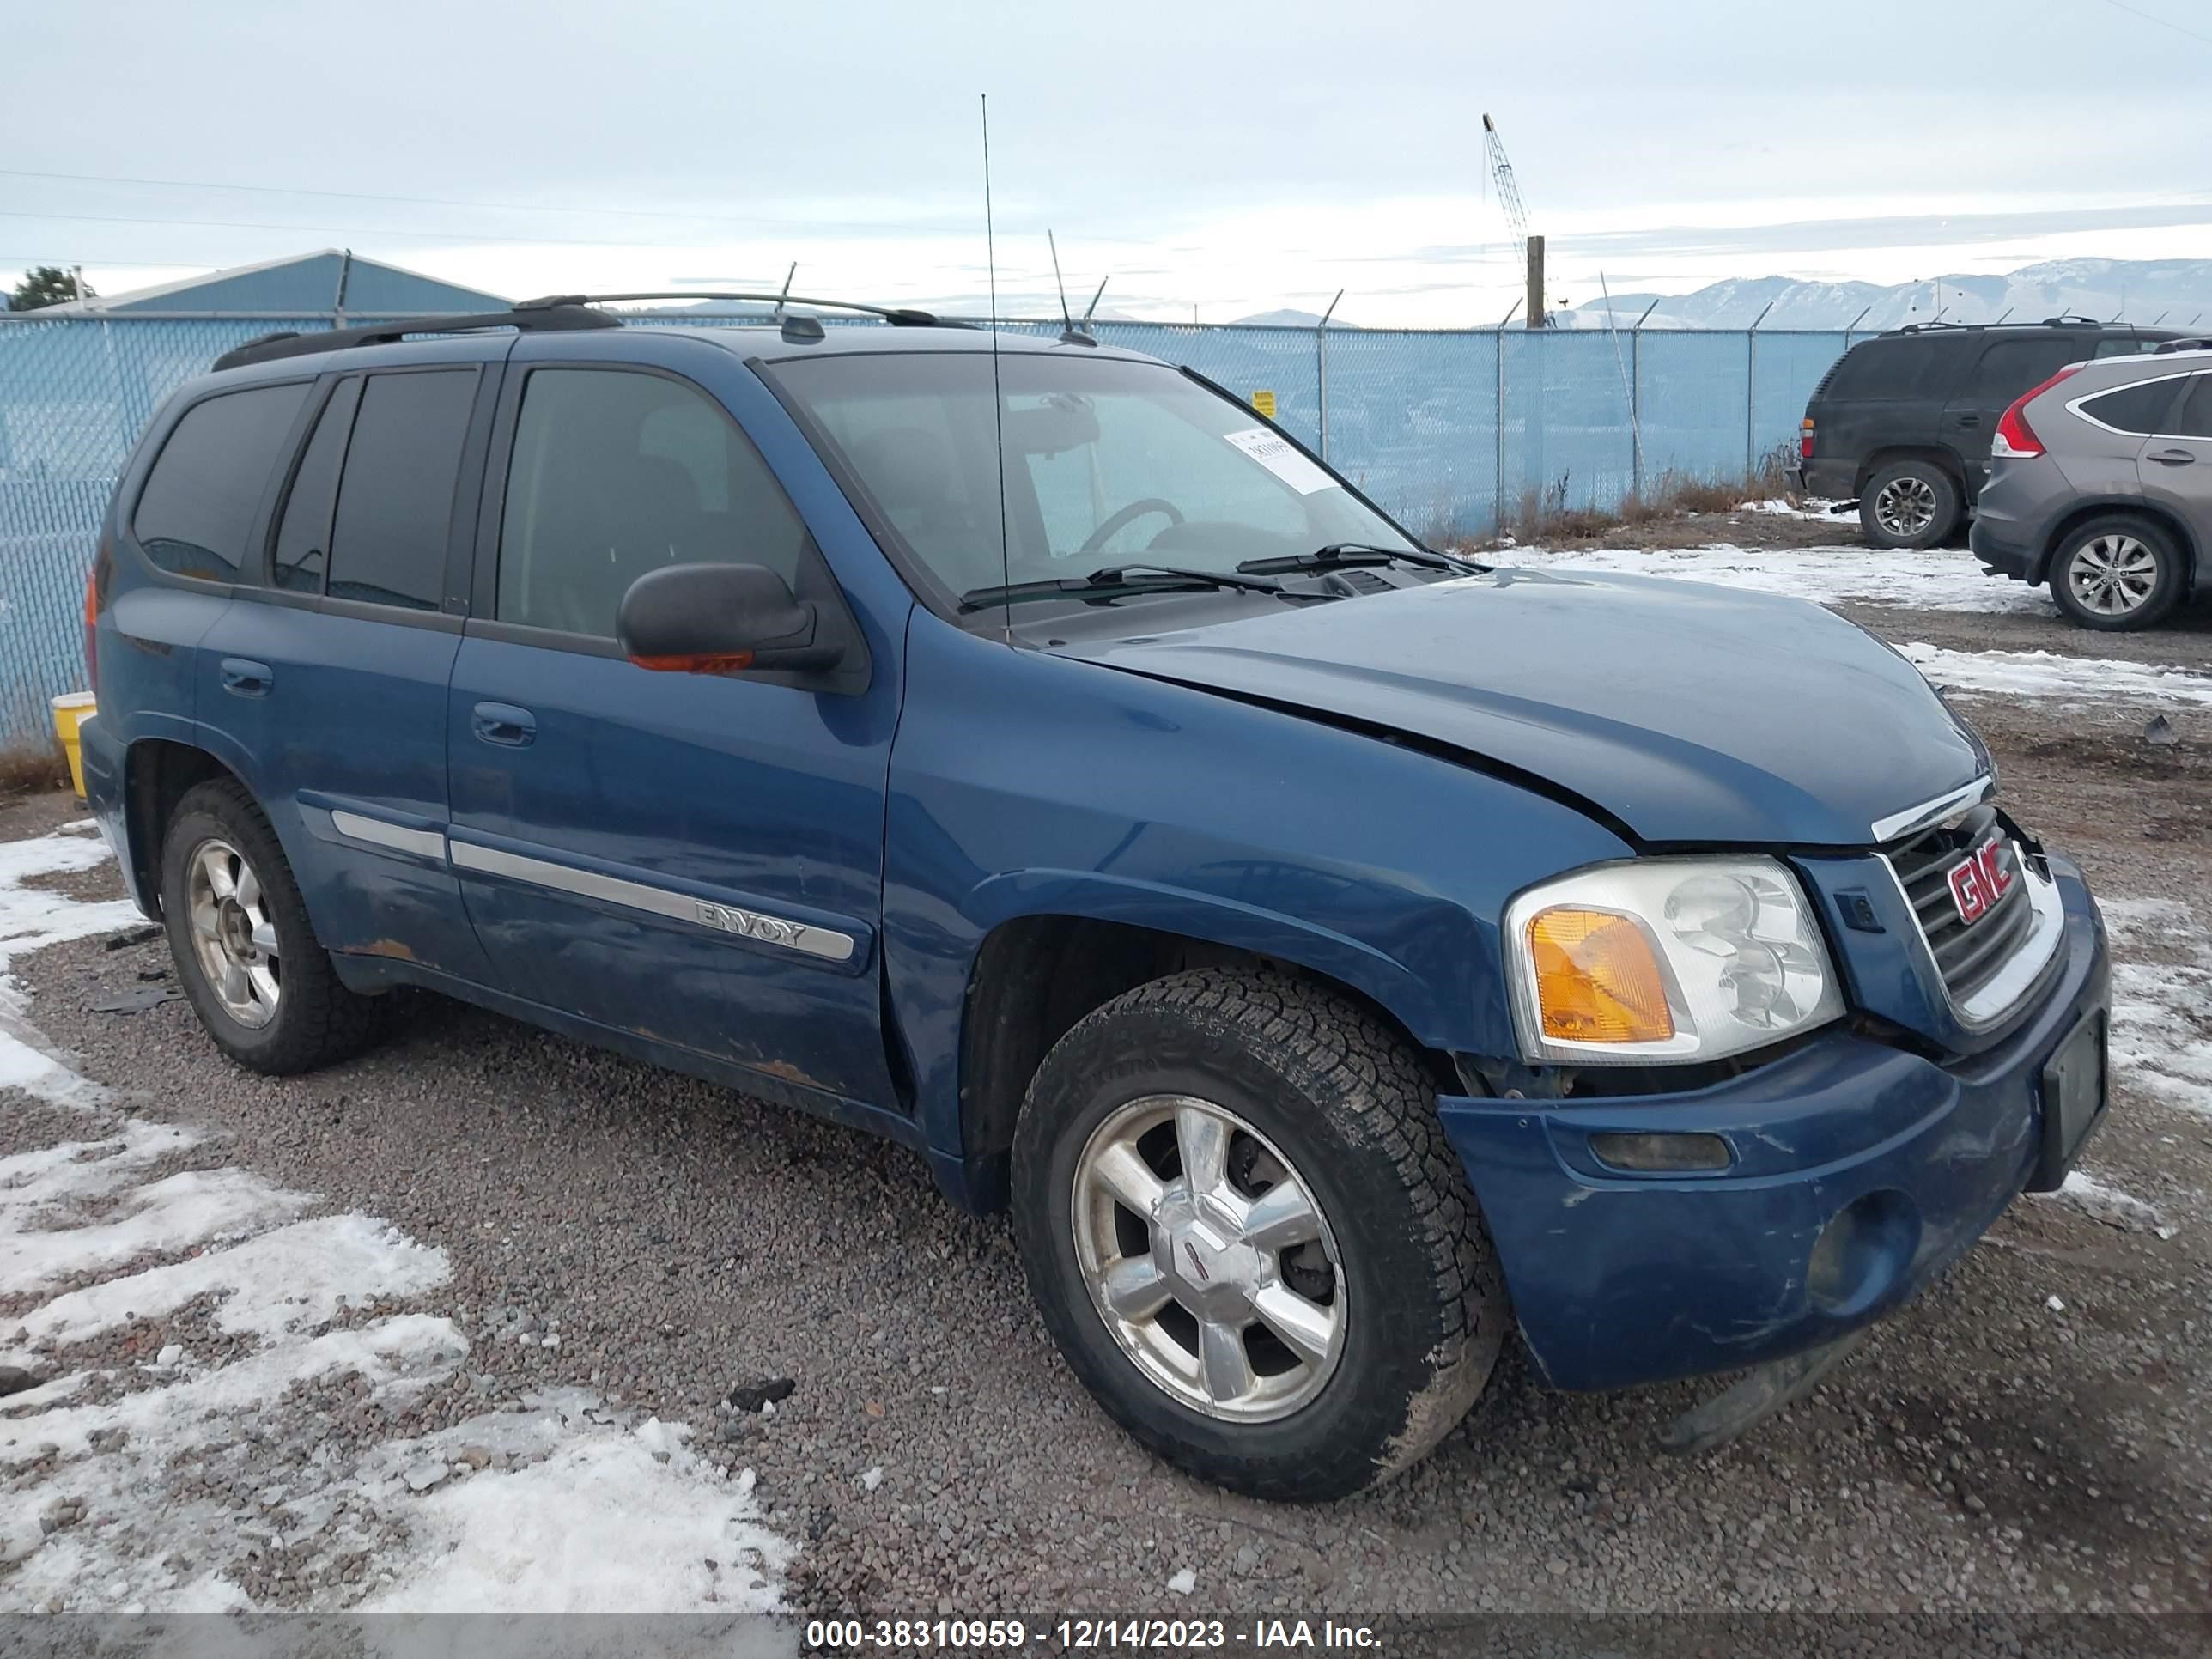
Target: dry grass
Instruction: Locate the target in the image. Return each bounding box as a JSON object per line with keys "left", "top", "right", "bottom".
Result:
{"left": 0, "top": 739, "right": 73, "bottom": 797}
{"left": 1483, "top": 446, "right": 1810, "bottom": 547}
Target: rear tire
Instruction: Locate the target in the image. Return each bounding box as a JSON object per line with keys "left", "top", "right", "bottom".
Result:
{"left": 2048, "top": 514, "right": 2185, "bottom": 632}
{"left": 1010, "top": 966, "right": 1506, "bottom": 1501}
{"left": 160, "top": 779, "right": 381, "bottom": 1075}
{"left": 1860, "top": 459, "right": 1961, "bottom": 550}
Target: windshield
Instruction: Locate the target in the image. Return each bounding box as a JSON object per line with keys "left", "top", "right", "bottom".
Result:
{"left": 766, "top": 351, "right": 1418, "bottom": 605}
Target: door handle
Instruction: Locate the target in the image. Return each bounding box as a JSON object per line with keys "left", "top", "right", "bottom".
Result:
{"left": 471, "top": 702, "right": 537, "bottom": 747}
{"left": 1954, "top": 413, "right": 1980, "bottom": 428}
{"left": 2148, "top": 447, "right": 2197, "bottom": 465}
{"left": 219, "top": 658, "right": 273, "bottom": 697}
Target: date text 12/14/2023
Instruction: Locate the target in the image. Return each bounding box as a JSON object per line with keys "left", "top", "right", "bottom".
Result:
{"left": 803, "top": 1617, "right": 1382, "bottom": 1650}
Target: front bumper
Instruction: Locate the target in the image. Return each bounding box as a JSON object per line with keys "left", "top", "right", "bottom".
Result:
{"left": 1438, "top": 866, "right": 2107, "bottom": 1393}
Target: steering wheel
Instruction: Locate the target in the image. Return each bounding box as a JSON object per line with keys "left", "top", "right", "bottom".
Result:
{"left": 1078, "top": 497, "right": 1184, "bottom": 557}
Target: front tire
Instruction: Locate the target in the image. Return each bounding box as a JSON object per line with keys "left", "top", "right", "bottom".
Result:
{"left": 2049, "top": 514, "right": 2185, "bottom": 631}
{"left": 160, "top": 780, "right": 380, "bottom": 1075}
{"left": 1860, "top": 459, "right": 1960, "bottom": 550}
{"left": 1011, "top": 967, "right": 1505, "bottom": 1501}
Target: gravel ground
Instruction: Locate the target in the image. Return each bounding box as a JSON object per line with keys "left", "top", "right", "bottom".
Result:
{"left": 3, "top": 544, "right": 2209, "bottom": 1624}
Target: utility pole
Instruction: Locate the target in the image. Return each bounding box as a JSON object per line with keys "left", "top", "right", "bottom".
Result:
{"left": 1526, "top": 235, "right": 1546, "bottom": 331}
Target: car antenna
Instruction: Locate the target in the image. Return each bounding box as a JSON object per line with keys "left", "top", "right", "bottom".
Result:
{"left": 1050, "top": 231, "right": 1095, "bottom": 346}
{"left": 982, "top": 94, "right": 1012, "bottom": 636}
{"left": 773, "top": 262, "right": 797, "bottom": 319}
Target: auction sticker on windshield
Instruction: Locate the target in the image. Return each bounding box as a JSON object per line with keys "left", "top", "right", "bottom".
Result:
{"left": 1224, "top": 426, "right": 1335, "bottom": 494}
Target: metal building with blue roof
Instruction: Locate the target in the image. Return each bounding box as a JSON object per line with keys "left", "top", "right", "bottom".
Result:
{"left": 33, "top": 249, "right": 507, "bottom": 316}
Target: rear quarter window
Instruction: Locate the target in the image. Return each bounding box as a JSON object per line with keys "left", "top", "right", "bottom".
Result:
{"left": 1817, "top": 337, "right": 1970, "bottom": 402}
{"left": 131, "top": 382, "right": 311, "bottom": 581}
{"left": 2077, "top": 377, "right": 2185, "bottom": 436}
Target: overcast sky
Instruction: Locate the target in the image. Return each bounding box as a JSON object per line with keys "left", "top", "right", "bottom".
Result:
{"left": 6, "top": 0, "right": 2209, "bottom": 324}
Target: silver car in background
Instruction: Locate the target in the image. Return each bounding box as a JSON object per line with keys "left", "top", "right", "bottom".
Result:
{"left": 1970, "top": 343, "right": 2212, "bottom": 629}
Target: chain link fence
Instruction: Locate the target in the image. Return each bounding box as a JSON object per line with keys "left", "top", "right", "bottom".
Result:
{"left": 0, "top": 312, "right": 1861, "bottom": 742}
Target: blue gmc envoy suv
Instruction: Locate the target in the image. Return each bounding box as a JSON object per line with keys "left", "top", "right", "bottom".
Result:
{"left": 80, "top": 296, "right": 2111, "bottom": 1500}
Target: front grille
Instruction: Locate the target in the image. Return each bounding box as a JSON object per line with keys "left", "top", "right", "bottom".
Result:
{"left": 1883, "top": 802, "right": 2035, "bottom": 1006}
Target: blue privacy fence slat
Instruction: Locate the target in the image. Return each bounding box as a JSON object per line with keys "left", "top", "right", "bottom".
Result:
{"left": 0, "top": 313, "right": 1857, "bottom": 743}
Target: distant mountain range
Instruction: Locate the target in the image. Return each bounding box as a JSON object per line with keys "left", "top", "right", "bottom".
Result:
{"left": 1554, "top": 259, "right": 2212, "bottom": 331}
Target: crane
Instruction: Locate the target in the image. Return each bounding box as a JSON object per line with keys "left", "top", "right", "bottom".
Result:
{"left": 1482, "top": 112, "right": 1553, "bottom": 327}
{"left": 1480, "top": 112, "right": 1532, "bottom": 263}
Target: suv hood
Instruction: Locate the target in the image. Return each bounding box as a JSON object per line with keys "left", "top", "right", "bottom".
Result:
{"left": 1060, "top": 568, "right": 1987, "bottom": 848}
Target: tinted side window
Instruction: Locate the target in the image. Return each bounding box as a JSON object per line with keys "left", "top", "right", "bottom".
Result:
{"left": 131, "top": 383, "right": 310, "bottom": 581}
{"left": 270, "top": 378, "right": 362, "bottom": 594}
{"left": 1967, "top": 338, "right": 2080, "bottom": 402}
{"left": 2080, "top": 378, "right": 2184, "bottom": 435}
{"left": 2093, "top": 337, "right": 2155, "bottom": 358}
{"left": 1820, "top": 337, "right": 1970, "bottom": 402}
{"left": 496, "top": 368, "right": 811, "bottom": 637}
{"left": 326, "top": 369, "right": 478, "bottom": 611}
{"left": 2172, "top": 375, "right": 2212, "bottom": 438}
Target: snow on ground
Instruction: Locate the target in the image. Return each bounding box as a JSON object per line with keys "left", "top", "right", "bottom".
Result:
{"left": 2047, "top": 1170, "right": 2176, "bottom": 1240}
{"left": 2100, "top": 899, "right": 2212, "bottom": 1120}
{"left": 0, "top": 825, "right": 794, "bottom": 1624}
{"left": 1898, "top": 643, "right": 2212, "bottom": 710}
{"left": 1504, "top": 542, "right": 2054, "bottom": 616}
{"left": 1736, "top": 498, "right": 1847, "bottom": 520}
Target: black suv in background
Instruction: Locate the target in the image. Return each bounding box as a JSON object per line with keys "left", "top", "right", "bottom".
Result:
{"left": 1796, "top": 319, "right": 2179, "bottom": 549}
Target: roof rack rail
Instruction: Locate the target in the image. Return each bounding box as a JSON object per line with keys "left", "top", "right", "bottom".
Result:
{"left": 2040, "top": 314, "right": 2102, "bottom": 326}
{"left": 1896, "top": 320, "right": 1971, "bottom": 332}
{"left": 2152, "top": 336, "right": 2212, "bottom": 354}
{"left": 211, "top": 303, "right": 618, "bottom": 372}
{"left": 515, "top": 291, "right": 969, "bottom": 329}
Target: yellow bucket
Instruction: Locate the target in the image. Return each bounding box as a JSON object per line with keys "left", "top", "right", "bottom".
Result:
{"left": 51, "top": 691, "right": 95, "bottom": 799}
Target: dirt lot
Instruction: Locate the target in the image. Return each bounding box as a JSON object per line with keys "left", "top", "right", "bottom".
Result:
{"left": 2, "top": 528, "right": 2209, "bottom": 1628}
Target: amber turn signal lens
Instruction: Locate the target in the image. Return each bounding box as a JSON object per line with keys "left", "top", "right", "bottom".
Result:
{"left": 1526, "top": 908, "right": 1674, "bottom": 1043}
{"left": 628, "top": 651, "right": 756, "bottom": 674}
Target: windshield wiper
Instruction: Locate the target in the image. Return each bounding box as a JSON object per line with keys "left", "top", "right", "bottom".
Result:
{"left": 957, "top": 562, "right": 1288, "bottom": 612}
{"left": 1236, "top": 542, "right": 1474, "bottom": 576}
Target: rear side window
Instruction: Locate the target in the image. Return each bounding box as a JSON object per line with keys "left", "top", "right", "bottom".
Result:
{"left": 495, "top": 368, "right": 811, "bottom": 637}
{"left": 1819, "top": 337, "right": 1969, "bottom": 402}
{"left": 131, "top": 383, "right": 310, "bottom": 581}
{"left": 2078, "top": 377, "right": 2184, "bottom": 435}
{"left": 2093, "top": 337, "right": 2156, "bottom": 358}
{"left": 2172, "top": 375, "right": 2212, "bottom": 438}
{"left": 1966, "top": 338, "right": 2082, "bottom": 403}
{"left": 325, "top": 369, "right": 478, "bottom": 611}
{"left": 270, "top": 378, "right": 362, "bottom": 594}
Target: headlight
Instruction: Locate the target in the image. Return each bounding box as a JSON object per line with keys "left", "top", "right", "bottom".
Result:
{"left": 1503, "top": 858, "right": 1845, "bottom": 1065}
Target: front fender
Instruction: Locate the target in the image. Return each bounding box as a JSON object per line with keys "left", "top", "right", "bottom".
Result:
{"left": 882, "top": 611, "right": 1636, "bottom": 1187}
{"left": 962, "top": 866, "right": 1455, "bottom": 1043}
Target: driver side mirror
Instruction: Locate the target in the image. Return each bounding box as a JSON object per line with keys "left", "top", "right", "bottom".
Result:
{"left": 617, "top": 562, "right": 846, "bottom": 676}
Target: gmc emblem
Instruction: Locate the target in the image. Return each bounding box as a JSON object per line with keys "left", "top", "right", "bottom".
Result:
{"left": 1948, "top": 836, "right": 2014, "bottom": 927}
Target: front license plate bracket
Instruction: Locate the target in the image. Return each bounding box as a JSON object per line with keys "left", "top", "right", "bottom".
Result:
{"left": 2028, "top": 1011, "right": 2107, "bottom": 1192}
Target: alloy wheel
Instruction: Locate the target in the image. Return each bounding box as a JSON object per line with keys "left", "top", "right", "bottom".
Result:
{"left": 2065, "top": 533, "right": 2159, "bottom": 617}
{"left": 1874, "top": 475, "right": 1938, "bottom": 540}
{"left": 185, "top": 837, "right": 281, "bottom": 1029}
{"left": 1070, "top": 1094, "right": 1346, "bottom": 1421}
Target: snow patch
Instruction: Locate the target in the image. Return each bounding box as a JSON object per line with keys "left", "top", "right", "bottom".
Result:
{"left": 10, "top": 1212, "right": 449, "bottom": 1350}
{"left": 2, "top": 1165, "right": 313, "bottom": 1294}
{"left": 1899, "top": 643, "right": 2212, "bottom": 709}
{"left": 2044, "top": 1170, "right": 2172, "bottom": 1236}
{"left": 0, "top": 820, "right": 798, "bottom": 1613}
{"left": 2102, "top": 900, "right": 2212, "bottom": 1118}
{"left": 360, "top": 1415, "right": 790, "bottom": 1615}
{"left": 1505, "top": 542, "right": 2052, "bottom": 615}
{"left": 0, "top": 824, "right": 148, "bottom": 1111}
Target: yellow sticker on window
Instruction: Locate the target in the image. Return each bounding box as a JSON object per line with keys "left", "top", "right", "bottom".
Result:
{"left": 1251, "top": 389, "right": 1277, "bottom": 420}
